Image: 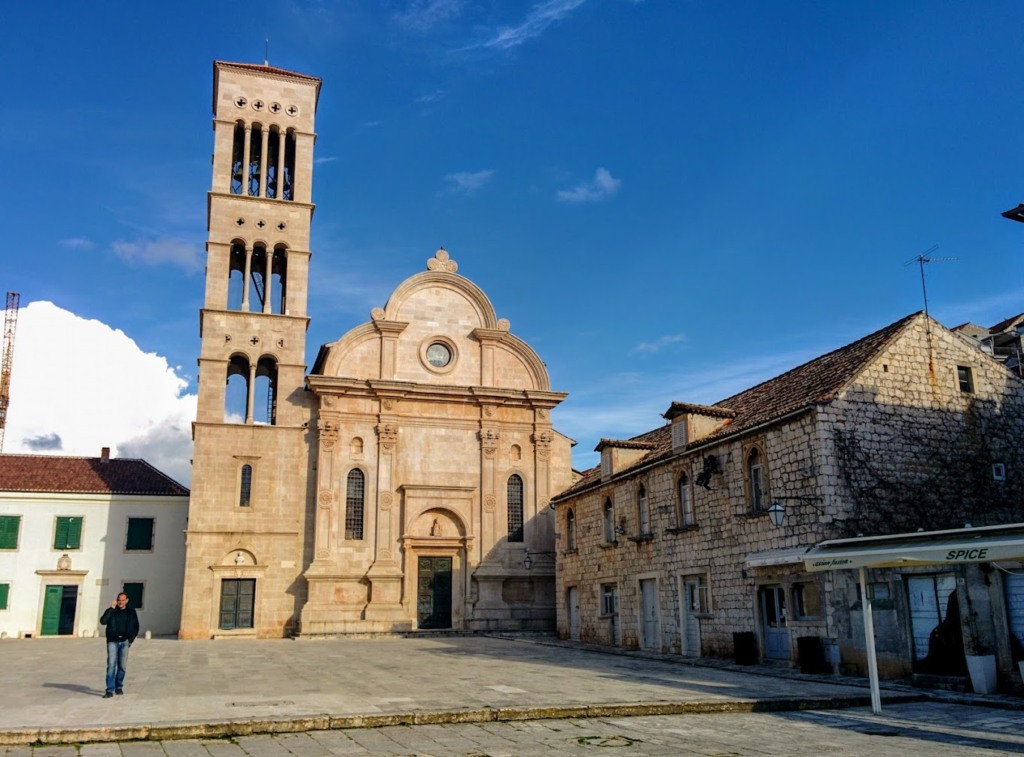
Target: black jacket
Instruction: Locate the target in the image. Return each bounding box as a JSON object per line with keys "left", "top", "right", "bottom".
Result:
{"left": 100, "top": 606, "right": 139, "bottom": 644}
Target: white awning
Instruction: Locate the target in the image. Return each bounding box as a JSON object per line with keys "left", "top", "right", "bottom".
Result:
{"left": 744, "top": 547, "right": 812, "bottom": 569}
{"left": 803, "top": 522, "right": 1024, "bottom": 572}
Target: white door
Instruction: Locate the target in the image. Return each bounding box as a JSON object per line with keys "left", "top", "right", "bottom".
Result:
{"left": 681, "top": 576, "right": 702, "bottom": 656}
{"left": 640, "top": 579, "right": 659, "bottom": 650}
{"left": 567, "top": 586, "right": 580, "bottom": 641}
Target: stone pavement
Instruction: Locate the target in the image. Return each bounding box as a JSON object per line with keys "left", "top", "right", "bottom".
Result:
{"left": 0, "top": 634, "right": 1018, "bottom": 747}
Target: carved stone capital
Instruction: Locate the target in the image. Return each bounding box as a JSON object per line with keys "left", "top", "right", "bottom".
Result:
{"left": 318, "top": 419, "right": 339, "bottom": 448}
{"left": 377, "top": 423, "right": 399, "bottom": 451}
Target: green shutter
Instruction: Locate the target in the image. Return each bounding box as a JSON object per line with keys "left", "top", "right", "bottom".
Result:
{"left": 126, "top": 518, "right": 154, "bottom": 550}
{"left": 0, "top": 516, "right": 20, "bottom": 549}
{"left": 122, "top": 582, "right": 144, "bottom": 610}
{"left": 41, "top": 586, "right": 62, "bottom": 635}
{"left": 0, "top": 583, "right": 9, "bottom": 610}
{"left": 54, "top": 517, "right": 82, "bottom": 550}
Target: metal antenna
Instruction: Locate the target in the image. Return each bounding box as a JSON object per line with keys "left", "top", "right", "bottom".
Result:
{"left": 264, "top": 38, "right": 270, "bottom": 67}
{"left": 904, "top": 246, "right": 957, "bottom": 320}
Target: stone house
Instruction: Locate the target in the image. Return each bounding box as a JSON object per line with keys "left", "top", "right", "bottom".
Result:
{"left": 551, "top": 312, "right": 1024, "bottom": 685}
{"left": 953, "top": 312, "right": 1024, "bottom": 378}
{"left": 0, "top": 449, "right": 189, "bottom": 638}
{"left": 179, "top": 62, "right": 573, "bottom": 638}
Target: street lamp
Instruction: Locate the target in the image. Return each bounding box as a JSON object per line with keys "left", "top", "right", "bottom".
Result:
{"left": 766, "top": 496, "right": 824, "bottom": 528}
{"left": 522, "top": 547, "right": 556, "bottom": 570}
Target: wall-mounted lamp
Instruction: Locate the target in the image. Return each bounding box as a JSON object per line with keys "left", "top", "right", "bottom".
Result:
{"left": 766, "top": 496, "right": 824, "bottom": 528}
{"left": 614, "top": 525, "right": 626, "bottom": 536}
{"left": 523, "top": 546, "right": 556, "bottom": 570}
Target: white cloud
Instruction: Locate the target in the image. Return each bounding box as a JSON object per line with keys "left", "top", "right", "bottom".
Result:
{"left": 631, "top": 333, "right": 687, "bottom": 355}
{"left": 556, "top": 167, "right": 621, "bottom": 204}
{"left": 479, "top": 0, "right": 588, "bottom": 49}
{"left": 111, "top": 238, "right": 203, "bottom": 273}
{"left": 315, "top": 156, "right": 338, "bottom": 164}
{"left": 417, "top": 89, "right": 446, "bottom": 104}
{"left": 445, "top": 169, "right": 495, "bottom": 195}
{"left": 395, "top": 0, "right": 464, "bottom": 32}
{"left": 60, "top": 237, "right": 96, "bottom": 250}
{"left": 3, "top": 301, "right": 196, "bottom": 486}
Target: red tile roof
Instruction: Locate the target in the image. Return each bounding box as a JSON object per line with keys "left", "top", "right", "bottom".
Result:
{"left": 556, "top": 312, "right": 921, "bottom": 499}
{"left": 0, "top": 454, "right": 189, "bottom": 496}
{"left": 215, "top": 60, "right": 322, "bottom": 85}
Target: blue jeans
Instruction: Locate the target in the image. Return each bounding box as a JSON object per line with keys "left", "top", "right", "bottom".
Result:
{"left": 105, "top": 640, "right": 130, "bottom": 693}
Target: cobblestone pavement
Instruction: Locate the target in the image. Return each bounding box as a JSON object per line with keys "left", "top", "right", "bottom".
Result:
{"left": 1, "top": 701, "right": 1022, "bottom": 756}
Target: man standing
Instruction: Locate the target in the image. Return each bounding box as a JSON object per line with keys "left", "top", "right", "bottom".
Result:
{"left": 99, "top": 593, "right": 139, "bottom": 698}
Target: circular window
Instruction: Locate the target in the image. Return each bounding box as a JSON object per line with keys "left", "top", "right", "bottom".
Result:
{"left": 426, "top": 342, "right": 452, "bottom": 368}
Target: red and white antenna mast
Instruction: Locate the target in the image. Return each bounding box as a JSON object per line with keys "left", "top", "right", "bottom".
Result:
{"left": 0, "top": 292, "right": 20, "bottom": 453}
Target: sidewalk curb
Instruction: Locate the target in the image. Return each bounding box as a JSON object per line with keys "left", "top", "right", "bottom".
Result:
{"left": 0, "top": 693, "right": 926, "bottom": 746}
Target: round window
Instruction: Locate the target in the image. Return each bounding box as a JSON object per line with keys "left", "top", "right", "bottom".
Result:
{"left": 425, "top": 342, "right": 452, "bottom": 368}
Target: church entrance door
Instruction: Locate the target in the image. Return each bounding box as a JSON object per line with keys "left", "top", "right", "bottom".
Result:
{"left": 417, "top": 556, "right": 452, "bottom": 629}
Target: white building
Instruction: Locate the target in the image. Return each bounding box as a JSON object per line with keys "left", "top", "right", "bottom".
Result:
{"left": 0, "top": 449, "right": 189, "bottom": 638}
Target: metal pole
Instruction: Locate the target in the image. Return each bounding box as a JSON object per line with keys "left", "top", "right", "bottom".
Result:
{"left": 860, "top": 566, "right": 882, "bottom": 714}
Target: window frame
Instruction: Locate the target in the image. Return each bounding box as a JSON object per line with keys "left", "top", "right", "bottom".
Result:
{"left": 566, "top": 508, "right": 576, "bottom": 550}
{"left": 125, "top": 517, "right": 155, "bottom": 552}
{"left": 600, "top": 583, "right": 619, "bottom": 617}
{"left": 792, "top": 581, "right": 822, "bottom": 620}
{"left": 957, "top": 365, "right": 975, "bottom": 393}
{"left": 239, "top": 463, "right": 253, "bottom": 507}
{"left": 746, "top": 446, "right": 769, "bottom": 513}
{"left": 344, "top": 468, "right": 366, "bottom": 541}
{"left": 53, "top": 516, "right": 83, "bottom": 551}
{"left": 603, "top": 498, "right": 616, "bottom": 543}
{"left": 0, "top": 582, "right": 9, "bottom": 610}
{"left": 678, "top": 474, "right": 695, "bottom": 527}
{"left": 507, "top": 473, "right": 524, "bottom": 543}
{"left": 637, "top": 483, "right": 651, "bottom": 537}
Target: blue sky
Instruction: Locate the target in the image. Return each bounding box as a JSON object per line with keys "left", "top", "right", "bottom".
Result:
{"left": 3, "top": 1, "right": 1024, "bottom": 485}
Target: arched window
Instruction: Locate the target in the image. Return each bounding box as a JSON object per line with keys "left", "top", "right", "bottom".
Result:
{"left": 271, "top": 245, "right": 288, "bottom": 314}
{"left": 637, "top": 483, "right": 650, "bottom": 536}
{"left": 507, "top": 474, "right": 524, "bottom": 542}
{"left": 228, "top": 241, "right": 247, "bottom": 310}
{"left": 747, "top": 448, "right": 766, "bottom": 512}
{"left": 566, "top": 508, "right": 576, "bottom": 550}
{"left": 603, "top": 498, "right": 615, "bottom": 542}
{"left": 678, "top": 474, "right": 694, "bottom": 527}
{"left": 248, "top": 123, "right": 263, "bottom": 196}
{"left": 350, "top": 437, "right": 364, "bottom": 457}
{"left": 510, "top": 444, "right": 522, "bottom": 462}
{"left": 345, "top": 469, "right": 365, "bottom": 540}
{"left": 230, "top": 122, "right": 245, "bottom": 195}
{"left": 253, "top": 356, "right": 278, "bottom": 426}
{"left": 239, "top": 464, "right": 252, "bottom": 507}
{"left": 225, "top": 354, "right": 250, "bottom": 424}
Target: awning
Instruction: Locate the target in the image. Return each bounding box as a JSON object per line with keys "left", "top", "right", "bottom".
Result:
{"left": 803, "top": 522, "right": 1024, "bottom": 572}
{"left": 744, "top": 547, "right": 812, "bottom": 569}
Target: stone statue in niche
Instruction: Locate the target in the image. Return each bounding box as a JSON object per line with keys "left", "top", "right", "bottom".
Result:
{"left": 430, "top": 518, "right": 442, "bottom": 536}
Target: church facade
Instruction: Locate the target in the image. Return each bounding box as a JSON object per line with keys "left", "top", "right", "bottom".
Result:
{"left": 179, "top": 62, "right": 572, "bottom": 639}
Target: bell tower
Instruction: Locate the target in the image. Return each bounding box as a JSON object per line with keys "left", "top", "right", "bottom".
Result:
{"left": 180, "top": 61, "right": 322, "bottom": 639}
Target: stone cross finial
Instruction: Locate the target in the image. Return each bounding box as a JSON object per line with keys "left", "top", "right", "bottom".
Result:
{"left": 427, "top": 248, "right": 458, "bottom": 273}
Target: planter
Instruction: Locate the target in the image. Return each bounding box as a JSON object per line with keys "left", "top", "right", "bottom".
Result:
{"left": 966, "top": 654, "right": 997, "bottom": 694}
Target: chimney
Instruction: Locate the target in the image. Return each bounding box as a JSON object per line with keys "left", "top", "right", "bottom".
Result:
{"left": 100, "top": 447, "right": 110, "bottom": 463}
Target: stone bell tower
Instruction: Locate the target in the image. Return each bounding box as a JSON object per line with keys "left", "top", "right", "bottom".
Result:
{"left": 179, "top": 61, "right": 322, "bottom": 638}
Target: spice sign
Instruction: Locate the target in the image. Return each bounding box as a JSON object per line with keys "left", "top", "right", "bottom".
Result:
{"left": 945, "top": 548, "right": 987, "bottom": 561}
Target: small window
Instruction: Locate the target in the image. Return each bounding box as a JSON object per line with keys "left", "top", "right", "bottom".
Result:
{"left": 54, "top": 516, "right": 83, "bottom": 550}
{"left": 678, "top": 475, "right": 695, "bottom": 527}
{"left": 603, "top": 499, "right": 615, "bottom": 542}
{"left": 637, "top": 484, "right": 650, "bottom": 536}
{"left": 0, "top": 515, "right": 21, "bottom": 550}
{"left": 957, "top": 365, "right": 974, "bottom": 393}
{"left": 685, "top": 575, "right": 710, "bottom": 614}
{"left": 793, "top": 582, "right": 822, "bottom": 619}
{"left": 239, "top": 464, "right": 253, "bottom": 507}
{"left": 126, "top": 517, "right": 154, "bottom": 551}
{"left": 0, "top": 583, "right": 9, "bottom": 610}
{"left": 219, "top": 578, "right": 256, "bottom": 629}
{"left": 566, "top": 509, "right": 576, "bottom": 550}
{"left": 747, "top": 448, "right": 767, "bottom": 512}
{"left": 600, "top": 583, "right": 618, "bottom": 616}
{"left": 993, "top": 463, "right": 1007, "bottom": 481}
{"left": 122, "top": 582, "right": 144, "bottom": 610}
{"left": 345, "top": 469, "right": 365, "bottom": 540}
{"left": 507, "top": 474, "right": 524, "bottom": 542}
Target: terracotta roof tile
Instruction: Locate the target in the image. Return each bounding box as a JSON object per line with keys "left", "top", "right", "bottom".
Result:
{"left": 556, "top": 312, "right": 921, "bottom": 499}
{"left": 215, "top": 61, "right": 321, "bottom": 85}
{"left": 0, "top": 454, "right": 189, "bottom": 496}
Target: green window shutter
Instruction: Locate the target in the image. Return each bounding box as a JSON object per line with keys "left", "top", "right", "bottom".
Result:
{"left": 54, "top": 517, "right": 82, "bottom": 549}
{"left": 0, "top": 583, "right": 9, "bottom": 610}
{"left": 122, "top": 582, "right": 144, "bottom": 610}
{"left": 0, "top": 516, "right": 21, "bottom": 550}
{"left": 126, "top": 518, "right": 154, "bottom": 550}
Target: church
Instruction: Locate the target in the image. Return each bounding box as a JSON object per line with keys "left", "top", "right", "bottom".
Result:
{"left": 178, "top": 61, "right": 574, "bottom": 638}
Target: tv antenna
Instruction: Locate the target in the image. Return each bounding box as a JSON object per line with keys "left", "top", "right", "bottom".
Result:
{"left": 904, "top": 246, "right": 956, "bottom": 320}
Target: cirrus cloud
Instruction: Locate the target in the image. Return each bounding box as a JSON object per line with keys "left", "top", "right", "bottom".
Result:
{"left": 556, "top": 167, "right": 621, "bottom": 204}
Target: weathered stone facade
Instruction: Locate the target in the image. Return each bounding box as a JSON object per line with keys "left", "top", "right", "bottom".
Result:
{"left": 553, "top": 314, "right": 1024, "bottom": 687}
{"left": 181, "top": 62, "right": 572, "bottom": 639}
